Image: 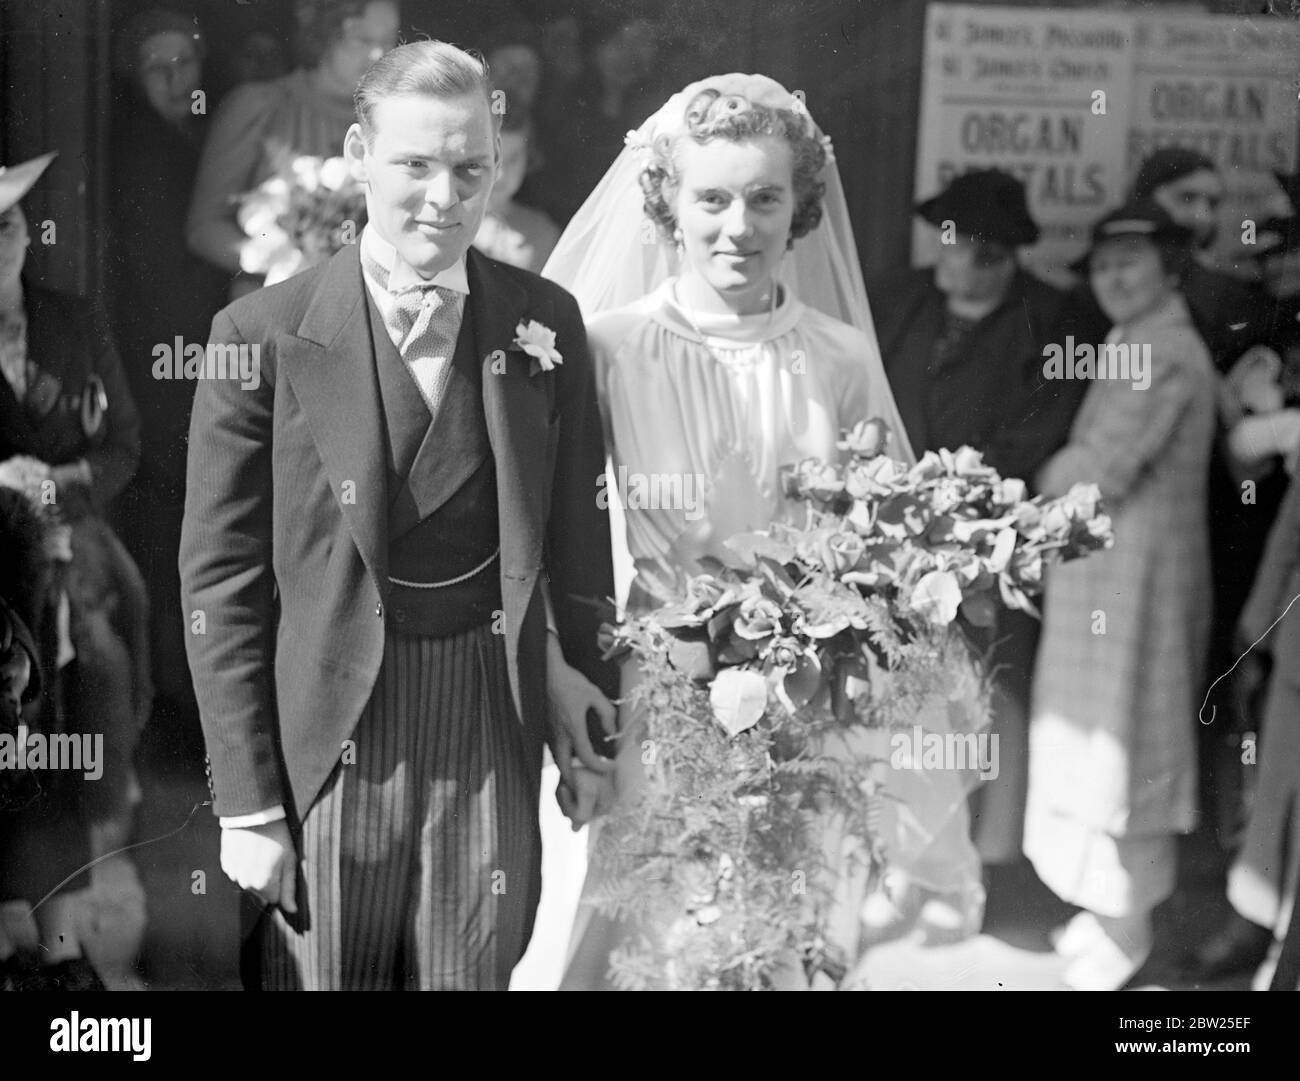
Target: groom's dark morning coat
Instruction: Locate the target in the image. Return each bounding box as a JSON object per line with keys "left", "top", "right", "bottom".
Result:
{"left": 179, "top": 244, "right": 616, "bottom": 824}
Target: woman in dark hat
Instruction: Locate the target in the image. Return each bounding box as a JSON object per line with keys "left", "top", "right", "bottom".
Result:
{"left": 875, "top": 168, "right": 1099, "bottom": 477}
{"left": 871, "top": 168, "right": 1103, "bottom": 882}
{"left": 0, "top": 151, "right": 151, "bottom": 989}
{"left": 1025, "top": 199, "right": 1217, "bottom": 990}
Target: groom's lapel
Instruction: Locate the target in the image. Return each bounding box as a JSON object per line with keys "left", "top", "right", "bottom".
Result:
{"left": 471, "top": 248, "right": 550, "bottom": 579}
{"left": 471, "top": 249, "right": 554, "bottom": 715}
{"left": 279, "top": 246, "right": 389, "bottom": 588}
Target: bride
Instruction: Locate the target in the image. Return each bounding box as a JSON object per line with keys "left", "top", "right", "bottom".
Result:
{"left": 540, "top": 74, "right": 983, "bottom": 989}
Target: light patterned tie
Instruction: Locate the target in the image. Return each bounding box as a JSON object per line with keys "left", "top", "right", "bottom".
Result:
{"left": 362, "top": 249, "right": 463, "bottom": 416}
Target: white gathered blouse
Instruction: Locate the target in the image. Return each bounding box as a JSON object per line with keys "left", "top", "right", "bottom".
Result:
{"left": 588, "top": 278, "right": 878, "bottom": 609}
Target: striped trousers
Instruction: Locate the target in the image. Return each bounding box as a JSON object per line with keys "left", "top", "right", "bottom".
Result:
{"left": 257, "top": 623, "right": 543, "bottom": 990}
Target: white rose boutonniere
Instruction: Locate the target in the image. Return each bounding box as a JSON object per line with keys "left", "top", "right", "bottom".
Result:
{"left": 514, "top": 319, "right": 563, "bottom": 376}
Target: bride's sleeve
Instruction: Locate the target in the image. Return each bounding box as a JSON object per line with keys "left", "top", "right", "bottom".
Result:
{"left": 586, "top": 321, "right": 616, "bottom": 454}
{"left": 586, "top": 309, "right": 644, "bottom": 457}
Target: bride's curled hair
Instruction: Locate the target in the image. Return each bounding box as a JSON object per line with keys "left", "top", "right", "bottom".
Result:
{"left": 640, "top": 88, "right": 828, "bottom": 244}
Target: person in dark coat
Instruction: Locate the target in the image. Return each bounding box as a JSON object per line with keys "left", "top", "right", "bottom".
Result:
{"left": 872, "top": 169, "right": 1103, "bottom": 887}
{"left": 1190, "top": 183, "right": 1300, "bottom": 983}
{"left": 1124, "top": 153, "right": 1295, "bottom": 836}
{"left": 0, "top": 488, "right": 79, "bottom": 989}
{"left": 107, "top": 8, "right": 229, "bottom": 766}
{"left": 874, "top": 169, "right": 1099, "bottom": 480}
{"left": 0, "top": 151, "right": 149, "bottom": 988}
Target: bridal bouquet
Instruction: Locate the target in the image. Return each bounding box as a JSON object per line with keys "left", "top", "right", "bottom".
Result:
{"left": 590, "top": 422, "right": 1113, "bottom": 991}
{"left": 236, "top": 154, "right": 366, "bottom": 285}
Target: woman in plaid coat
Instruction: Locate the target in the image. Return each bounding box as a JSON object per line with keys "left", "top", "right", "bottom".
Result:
{"left": 1023, "top": 201, "right": 1217, "bottom": 991}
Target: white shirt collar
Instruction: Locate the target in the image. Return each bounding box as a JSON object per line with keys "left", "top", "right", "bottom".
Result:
{"left": 361, "top": 224, "right": 470, "bottom": 294}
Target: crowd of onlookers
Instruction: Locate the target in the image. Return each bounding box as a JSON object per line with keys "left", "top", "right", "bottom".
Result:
{"left": 870, "top": 155, "right": 1300, "bottom": 990}
{"left": 2, "top": 0, "right": 1299, "bottom": 989}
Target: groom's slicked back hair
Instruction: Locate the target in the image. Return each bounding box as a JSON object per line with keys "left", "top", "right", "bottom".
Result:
{"left": 355, "top": 40, "right": 495, "bottom": 144}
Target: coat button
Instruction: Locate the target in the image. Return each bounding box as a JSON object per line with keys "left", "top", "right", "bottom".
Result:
{"left": 394, "top": 609, "right": 406, "bottom": 625}
{"left": 375, "top": 601, "right": 383, "bottom": 618}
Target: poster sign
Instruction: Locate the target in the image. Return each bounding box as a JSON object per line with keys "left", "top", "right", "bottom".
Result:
{"left": 914, "top": 3, "right": 1300, "bottom": 283}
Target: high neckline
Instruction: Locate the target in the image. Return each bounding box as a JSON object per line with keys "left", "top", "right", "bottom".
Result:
{"left": 652, "top": 277, "right": 805, "bottom": 346}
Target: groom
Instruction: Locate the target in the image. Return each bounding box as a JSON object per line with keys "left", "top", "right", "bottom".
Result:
{"left": 179, "top": 40, "right": 617, "bottom": 990}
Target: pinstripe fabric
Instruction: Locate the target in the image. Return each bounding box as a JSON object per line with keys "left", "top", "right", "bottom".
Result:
{"left": 260, "top": 622, "right": 543, "bottom": 989}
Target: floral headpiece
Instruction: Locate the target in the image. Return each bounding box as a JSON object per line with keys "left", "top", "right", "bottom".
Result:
{"left": 624, "top": 73, "right": 836, "bottom": 172}
{"left": 624, "top": 128, "right": 655, "bottom": 165}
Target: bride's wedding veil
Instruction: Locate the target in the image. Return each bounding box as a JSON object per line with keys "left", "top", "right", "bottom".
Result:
{"left": 542, "top": 72, "right": 915, "bottom": 466}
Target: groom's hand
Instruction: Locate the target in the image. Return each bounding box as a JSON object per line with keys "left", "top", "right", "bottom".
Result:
{"left": 220, "top": 819, "right": 297, "bottom": 914}
{"left": 556, "top": 765, "right": 616, "bottom": 830}
{"left": 545, "top": 632, "right": 616, "bottom": 798}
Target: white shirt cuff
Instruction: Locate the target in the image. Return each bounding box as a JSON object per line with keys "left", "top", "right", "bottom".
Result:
{"left": 220, "top": 806, "right": 287, "bottom": 829}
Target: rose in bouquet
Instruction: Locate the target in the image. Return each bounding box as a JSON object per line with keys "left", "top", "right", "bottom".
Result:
{"left": 590, "top": 419, "right": 1114, "bottom": 990}
{"left": 784, "top": 419, "right": 1114, "bottom": 630}
{"left": 236, "top": 153, "right": 366, "bottom": 285}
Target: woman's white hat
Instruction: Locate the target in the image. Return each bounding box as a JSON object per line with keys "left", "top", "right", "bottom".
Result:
{"left": 0, "top": 152, "right": 57, "bottom": 215}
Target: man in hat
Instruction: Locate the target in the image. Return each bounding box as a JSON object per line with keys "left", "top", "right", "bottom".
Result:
{"left": 1242, "top": 172, "right": 1300, "bottom": 365}
{"left": 871, "top": 168, "right": 1103, "bottom": 904}
{"left": 1128, "top": 147, "right": 1271, "bottom": 372}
